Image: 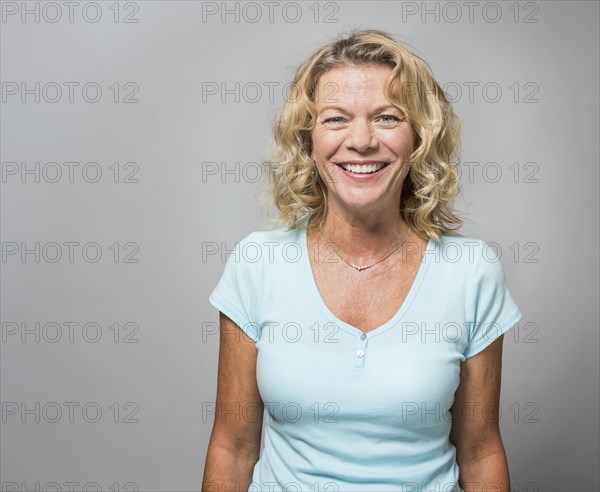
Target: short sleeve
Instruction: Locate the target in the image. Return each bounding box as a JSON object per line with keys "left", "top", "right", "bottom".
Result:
{"left": 208, "top": 232, "right": 263, "bottom": 342}
{"left": 464, "top": 243, "right": 522, "bottom": 358}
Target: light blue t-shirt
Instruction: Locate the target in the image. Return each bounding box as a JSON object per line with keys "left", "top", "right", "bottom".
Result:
{"left": 208, "top": 216, "right": 522, "bottom": 492}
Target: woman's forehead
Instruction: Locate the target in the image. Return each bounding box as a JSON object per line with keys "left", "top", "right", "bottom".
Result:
{"left": 317, "top": 64, "right": 393, "bottom": 85}
{"left": 314, "top": 65, "right": 393, "bottom": 106}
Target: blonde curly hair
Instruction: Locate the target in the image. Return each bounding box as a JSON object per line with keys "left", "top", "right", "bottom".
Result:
{"left": 259, "top": 29, "right": 464, "bottom": 243}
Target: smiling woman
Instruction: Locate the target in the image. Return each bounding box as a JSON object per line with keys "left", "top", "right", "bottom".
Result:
{"left": 266, "top": 29, "right": 462, "bottom": 241}
{"left": 203, "top": 29, "right": 522, "bottom": 492}
{"left": 310, "top": 64, "right": 415, "bottom": 218}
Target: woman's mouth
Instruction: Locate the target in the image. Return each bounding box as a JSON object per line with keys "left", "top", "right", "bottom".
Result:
{"left": 335, "top": 161, "right": 391, "bottom": 176}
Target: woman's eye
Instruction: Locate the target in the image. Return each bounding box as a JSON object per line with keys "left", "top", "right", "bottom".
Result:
{"left": 323, "top": 117, "right": 345, "bottom": 124}
{"left": 320, "top": 114, "right": 404, "bottom": 128}
{"left": 376, "top": 114, "right": 403, "bottom": 127}
{"left": 380, "top": 114, "right": 401, "bottom": 122}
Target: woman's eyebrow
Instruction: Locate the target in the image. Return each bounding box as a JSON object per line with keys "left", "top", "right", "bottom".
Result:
{"left": 371, "top": 104, "right": 403, "bottom": 113}
{"left": 318, "top": 106, "right": 351, "bottom": 114}
{"left": 317, "top": 104, "right": 403, "bottom": 115}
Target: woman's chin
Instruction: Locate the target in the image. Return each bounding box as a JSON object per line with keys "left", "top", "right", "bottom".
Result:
{"left": 333, "top": 194, "right": 390, "bottom": 213}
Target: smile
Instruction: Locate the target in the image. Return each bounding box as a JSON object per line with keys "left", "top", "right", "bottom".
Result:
{"left": 336, "top": 161, "right": 390, "bottom": 174}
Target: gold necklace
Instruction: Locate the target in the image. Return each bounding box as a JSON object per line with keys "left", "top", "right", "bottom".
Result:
{"left": 318, "top": 222, "right": 411, "bottom": 271}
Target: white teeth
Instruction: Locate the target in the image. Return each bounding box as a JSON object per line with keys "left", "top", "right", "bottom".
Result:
{"left": 340, "top": 162, "right": 387, "bottom": 174}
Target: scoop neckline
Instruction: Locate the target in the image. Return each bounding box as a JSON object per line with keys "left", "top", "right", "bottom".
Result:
{"left": 299, "top": 216, "right": 435, "bottom": 339}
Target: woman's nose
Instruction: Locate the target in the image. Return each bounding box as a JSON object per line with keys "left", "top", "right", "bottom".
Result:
{"left": 345, "top": 118, "right": 378, "bottom": 152}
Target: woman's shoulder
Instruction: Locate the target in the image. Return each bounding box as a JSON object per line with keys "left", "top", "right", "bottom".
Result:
{"left": 230, "top": 219, "right": 305, "bottom": 264}
{"left": 433, "top": 232, "right": 508, "bottom": 287}
{"left": 436, "top": 232, "right": 499, "bottom": 251}
{"left": 252, "top": 216, "right": 307, "bottom": 242}
{"left": 433, "top": 232, "right": 503, "bottom": 269}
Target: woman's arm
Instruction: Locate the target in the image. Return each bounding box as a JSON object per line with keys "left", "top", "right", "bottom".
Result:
{"left": 202, "top": 312, "right": 264, "bottom": 491}
{"left": 449, "top": 335, "right": 510, "bottom": 492}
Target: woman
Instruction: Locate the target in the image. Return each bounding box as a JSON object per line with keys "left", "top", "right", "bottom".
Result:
{"left": 203, "top": 29, "right": 521, "bottom": 491}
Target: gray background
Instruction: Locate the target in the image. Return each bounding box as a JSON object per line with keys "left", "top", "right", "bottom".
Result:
{"left": 1, "top": 1, "right": 598, "bottom": 491}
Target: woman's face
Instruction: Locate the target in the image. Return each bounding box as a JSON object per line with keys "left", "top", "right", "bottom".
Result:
{"left": 311, "top": 64, "right": 415, "bottom": 216}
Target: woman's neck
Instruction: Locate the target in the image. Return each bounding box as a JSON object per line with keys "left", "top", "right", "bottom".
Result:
{"left": 309, "top": 207, "right": 410, "bottom": 260}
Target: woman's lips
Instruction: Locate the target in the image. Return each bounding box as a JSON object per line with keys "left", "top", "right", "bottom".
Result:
{"left": 333, "top": 161, "right": 391, "bottom": 180}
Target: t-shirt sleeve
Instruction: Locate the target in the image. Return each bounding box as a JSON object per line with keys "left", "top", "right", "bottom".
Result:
{"left": 208, "top": 232, "right": 263, "bottom": 342}
{"left": 464, "top": 242, "right": 522, "bottom": 358}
